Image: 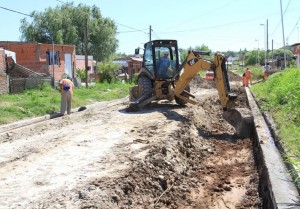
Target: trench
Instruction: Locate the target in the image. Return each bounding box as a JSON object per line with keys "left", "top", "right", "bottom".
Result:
{"left": 253, "top": 131, "right": 275, "bottom": 209}
{"left": 189, "top": 73, "right": 300, "bottom": 208}
{"left": 248, "top": 87, "right": 300, "bottom": 209}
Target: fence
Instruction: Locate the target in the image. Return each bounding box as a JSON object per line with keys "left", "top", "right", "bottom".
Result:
{"left": 9, "top": 77, "right": 52, "bottom": 93}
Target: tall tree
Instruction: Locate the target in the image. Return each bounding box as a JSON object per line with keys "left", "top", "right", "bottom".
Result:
{"left": 19, "top": 3, "right": 118, "bottom": 62}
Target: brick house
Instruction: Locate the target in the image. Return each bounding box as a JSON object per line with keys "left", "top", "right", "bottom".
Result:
{"left": 127, "top": 56, "right": 142, "bottom": 76}
{"left": 75, "top": 55, "right": 96, "bottom": 81}
{"left": 291, "top": 43, "right": 300, "bottom": 68}
{"left": 114, "top": 55, "right": 142, "bottom": 76}
{"left": 0, "top": 41, "right": 76, "bottom": 81}
{"left": 0, "top": 48, "right": 9, "bottom": 94}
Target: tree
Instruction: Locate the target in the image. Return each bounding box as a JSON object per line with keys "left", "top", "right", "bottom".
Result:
{"left": 224, "top": 51, "right": 237, "bottom": 57}
{"left": 194, "top": 44, "right": 210, "bottom": 52}
{"left": 19, "top": 3, "right": 118, "bottom": 62}
{"left": 178, "top": 44, "right": 211, "bottom": 63}
{"left": 97, "top": 61, "right": 121, "bottom": 83}
{"left": 244, "top": 50, "right": 259, "bottom": 65}
{"left": 179, "top": 48, "right": 188, "bottom": 63}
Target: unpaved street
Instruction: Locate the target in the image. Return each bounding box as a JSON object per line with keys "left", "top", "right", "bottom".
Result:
{"left": 0, "top": 74, "right": 261, "bottom": 209}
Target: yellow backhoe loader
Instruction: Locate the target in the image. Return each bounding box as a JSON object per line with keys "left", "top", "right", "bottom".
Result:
{"left": 126, "top": 40, "right": 253, "bottom": 138}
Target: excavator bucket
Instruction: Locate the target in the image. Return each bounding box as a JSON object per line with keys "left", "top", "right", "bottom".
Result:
{"left": 222, "top": 108, "right": 254, "bottom": 138}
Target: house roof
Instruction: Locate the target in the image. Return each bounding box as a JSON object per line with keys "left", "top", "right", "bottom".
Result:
{"left": 0, "top": 41, "right": 75, "bottom": 48}
{"left": 113, "top": 60, "right": 128, "bottom": 67}
{"left": 130, "top": 57, "right": 143, "bottom": 62}
{"left": 291, "top": 43, "right": 300, "bottom": 47}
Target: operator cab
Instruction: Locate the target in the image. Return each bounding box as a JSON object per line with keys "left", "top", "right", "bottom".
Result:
{"left": 138, "top": 40, "right": 180, "bottom": 80}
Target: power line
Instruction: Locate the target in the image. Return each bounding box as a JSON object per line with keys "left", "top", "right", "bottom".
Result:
{"left": 115, "top": 22, "right": 148, "bottom": 35}
{"left": 157, "top": 15, "right": 264, "bottom": 34}
{"left": 117, "top": 30, "right": 144, "bottom": 33}
{"left": 0, "top": 6, "right": 32, "bottom": 17}
{"left": 165, "top": 0, "right": 240, "bottom": 31}
{"left": 287, "top": 15, "right": 300, "bottom": 41}
{"left": 151, "top": 29, "right": 161, "bottom": 40}
{"left": 270, "top": 0, "right": 292, "bottom": 36}
{"left": 56, "top": 0, "right": 66, "bottom": 4}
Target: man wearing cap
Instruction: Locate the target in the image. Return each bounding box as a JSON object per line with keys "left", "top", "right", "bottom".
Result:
{"left": 158, "top": 51, "right": 170, "bottom": 78}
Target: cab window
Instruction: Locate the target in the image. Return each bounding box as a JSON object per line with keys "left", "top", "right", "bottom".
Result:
{"left": 144, "top": 42, "right": 154, "bottom": 74}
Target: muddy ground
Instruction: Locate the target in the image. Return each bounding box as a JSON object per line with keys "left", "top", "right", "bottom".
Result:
{"left": 0, "top": 72, "right": 262, "bottom": 209}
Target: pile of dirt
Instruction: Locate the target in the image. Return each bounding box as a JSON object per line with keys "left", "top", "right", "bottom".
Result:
{"left": 74, "top": 73, "right": 261, "bottom": 208}
{"left": 190, "top": 71, "right": 242, "bottom": 87}
{"left": 190, "top": 74, "right": 216, "bottom": 89}
{"left": 228, "top": 71, "right": 242, "bottom": 81}
{"left": 79, "top": 120, "right": 261, "bottom": 209}
{"left": 190, "top": 72, "right": 247, "bottom": 109}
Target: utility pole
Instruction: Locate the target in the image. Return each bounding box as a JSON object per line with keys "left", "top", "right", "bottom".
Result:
{"left": 280, "top": 0, "right": 287, "bottom": 69}
{"left": 255, "top": 39, "right": 259, "bottom": 65}
{"left": 272, "top": 39, "right": 274, "bottom": 62}
{"left": 260, "top": 24, "right": 266, "bottom": 67}
{"left": 84, "top": 17, "right": 88, "bottom": 88}
{"left": 52, "top": 38, "right": 55, "bottom": 87}
{"left": 266, "top": 19, "right": 269, "bottom": 63}
{"left": 149, "top": 25, "right": 152, "bottom": 41}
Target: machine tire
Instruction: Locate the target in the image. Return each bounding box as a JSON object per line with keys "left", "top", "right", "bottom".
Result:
{"left": 175, "top": 85, "right": 190, "bottom": 105}
{"left": 138, "top": 76, "right": 153, "bottom": 97}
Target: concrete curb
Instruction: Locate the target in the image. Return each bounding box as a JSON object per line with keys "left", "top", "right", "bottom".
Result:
{"left": 246, "top": 87, "right": 300, "bottom": 208}
{"left": 0, "top": 97, "right": 129, "bottom": 134}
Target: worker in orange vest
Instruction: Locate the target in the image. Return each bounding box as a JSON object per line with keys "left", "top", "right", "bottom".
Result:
{"left": 245, "top": 67, "right": 252, "bottom": 86}
{"left": 242, "top": 73, "right": 247, "bottom": 87}
{"left": 263, "top": 63, "right": 271, "bottom": 80}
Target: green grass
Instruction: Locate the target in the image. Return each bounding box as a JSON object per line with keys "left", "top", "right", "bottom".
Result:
{"left": 251, "top": 68, "right": 300, "bottom": 171}
{"left": 0, "top": 82, "right": 131, "bottom": 125}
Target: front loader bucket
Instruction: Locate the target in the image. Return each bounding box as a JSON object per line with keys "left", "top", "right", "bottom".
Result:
{"left": 126, "top": 93, "right": 156, "bottom": 112}
{"left": 222, "top": 108, "right": 254, "bottom": 138}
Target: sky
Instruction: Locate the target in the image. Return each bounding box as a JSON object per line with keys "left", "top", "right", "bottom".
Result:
{"left": 0, "top": 0, "right": 299, "bottom": 55}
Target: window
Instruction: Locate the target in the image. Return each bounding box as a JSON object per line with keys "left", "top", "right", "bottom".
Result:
{"left": 46, "top": 50, "right": 60, "bottom": 65}
{"left": 144, "top": 42, "right": 154, "bottom": 74}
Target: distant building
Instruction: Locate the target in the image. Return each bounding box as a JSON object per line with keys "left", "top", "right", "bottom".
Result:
{"left": 127, "top": 56, "right": 143, "bottom": 76}
{"left": 291, "top": 43, "right": 300, "bottom": 68}
{"left": 75, "top": 55, "right": 96, "bottom": 81}
{"left": 113, "top": 55, "right": 142, "bottom": 79}
{"left": 227, "top": 56, "right": 239, "bottom": 63}
{"left": 0, "top": 41, "right": 76, "bottom": 81}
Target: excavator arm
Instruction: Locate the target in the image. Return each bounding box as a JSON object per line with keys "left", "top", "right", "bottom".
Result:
{"left": 174, "top": 51, "right": 236, "bottom": 110}
{"left": 173, "top": 51, "right": 253, "bottom": 138}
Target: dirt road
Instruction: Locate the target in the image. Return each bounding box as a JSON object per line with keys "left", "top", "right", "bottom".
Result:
{"left": 0, "top": 74, "right": 261, "bottom": 209}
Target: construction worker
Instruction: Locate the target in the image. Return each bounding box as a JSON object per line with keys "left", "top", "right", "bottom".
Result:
{"left": 263, "top": 63, "right": 271, "bottom": 80}
{"left": 242, "top": 73, "right": 247, "bottom": 87}
{"left": 245, "top": 67, "right": 252, "bottom": 86}
{"left": 158, "top": 51, "right": 170, "bottom": 78}
{"left": 59, "top": 76, "right": 75, "bottom": 115}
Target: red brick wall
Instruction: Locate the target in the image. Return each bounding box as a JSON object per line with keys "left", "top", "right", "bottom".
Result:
{"left": 293, "top": 45, "right": 300, "bottom": 67}
{"left": 0, "top": 42, "right": 76, "bottom": 81}
{"left": 0, "top": 49, "right": 8, "bottom": 94}
{"left": 76, "top": 59, "right": 94, "bottom": 74}
{"left": 128, "top": 60, "right": 142, "bottom": 76}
